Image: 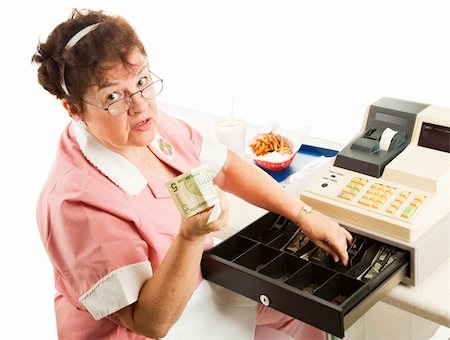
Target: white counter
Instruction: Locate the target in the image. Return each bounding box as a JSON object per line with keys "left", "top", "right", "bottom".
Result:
{"left": 381, "top": 257, "right": 450, "bottom": 327}
{"left": 159, "top": 100, "right": 450, "bottom": 330}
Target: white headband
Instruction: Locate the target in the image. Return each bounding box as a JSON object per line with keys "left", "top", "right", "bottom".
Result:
{"left": 60, "top": 23, "right": 101, "bottom": 96}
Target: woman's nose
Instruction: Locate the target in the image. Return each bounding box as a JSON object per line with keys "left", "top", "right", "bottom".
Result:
{"left": 128, "top": 92, "right": 147, "bottom": 114}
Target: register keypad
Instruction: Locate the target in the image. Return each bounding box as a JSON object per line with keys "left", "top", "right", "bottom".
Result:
{"left": 358, "top": 183, "right": 395, "bottom": 209}
{"left": 336, "top": 177, "right": 426, "bottom": 220}
{"left": 337, "top": 177, "right": 368, "bottom": 201}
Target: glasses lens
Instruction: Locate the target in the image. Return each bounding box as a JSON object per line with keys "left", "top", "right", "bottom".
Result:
{"left": 106, "top": 77, "right": 163, "bottom": 116}
{"left": 142, "top": 80, "right": 163, "bottom": 100}
{"left": 108, "top": 99, "right": 130, "bottom": 116}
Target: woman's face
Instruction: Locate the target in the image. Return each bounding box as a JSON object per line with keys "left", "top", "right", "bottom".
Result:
{"left": 80, "top": 50, "right": 159, "bottom": 154}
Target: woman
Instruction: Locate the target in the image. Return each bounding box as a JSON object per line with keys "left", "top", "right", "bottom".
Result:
{"left": 33, "top": 9, "right": 352, "bottom": 340}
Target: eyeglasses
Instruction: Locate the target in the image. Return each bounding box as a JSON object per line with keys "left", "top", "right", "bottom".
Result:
{"left": 81, "top": 71, "right": 163, "bottom": 116}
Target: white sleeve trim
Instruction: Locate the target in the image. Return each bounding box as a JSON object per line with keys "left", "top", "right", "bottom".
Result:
{"left": 79, "top": 261, "right": 152, "bottom": 320}
{"left": 199, "top": 138, "right": 229, "bottom": 178}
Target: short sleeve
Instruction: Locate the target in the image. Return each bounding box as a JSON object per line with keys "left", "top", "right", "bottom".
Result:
{"left": 80, "top": 261, "right": 152, "bottom": 320}
{"left": 49, "top": 193, "right": 152, "bottom": 320}
{"left": 199, "top": 138, "right": 228, "bottom": 177}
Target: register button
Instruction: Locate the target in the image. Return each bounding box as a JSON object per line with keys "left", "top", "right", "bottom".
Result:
{"left": 401, "top": 205, "right": 416, "bottom": 219}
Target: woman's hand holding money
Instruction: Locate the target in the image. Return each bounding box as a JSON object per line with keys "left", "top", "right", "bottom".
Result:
{"left": 179, "top": 186, "right": 230, "bottom": 242}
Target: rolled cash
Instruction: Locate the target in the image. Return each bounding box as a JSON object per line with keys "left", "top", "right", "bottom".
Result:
{"left": 166, "top": 165, "right": 220, "bottom": 219}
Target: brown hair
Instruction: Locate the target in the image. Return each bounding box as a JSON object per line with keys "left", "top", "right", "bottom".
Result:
{"left": 32, "top": 9, "right": 147, "bottom": 112}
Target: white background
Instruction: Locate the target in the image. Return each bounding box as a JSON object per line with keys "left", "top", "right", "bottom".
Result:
{"left": 0, "top": 0, "right": 449, "bottom": 339}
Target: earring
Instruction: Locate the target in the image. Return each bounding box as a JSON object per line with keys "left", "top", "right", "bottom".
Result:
{"left": 78, "top": 121, "right": 87, "bottom": 129}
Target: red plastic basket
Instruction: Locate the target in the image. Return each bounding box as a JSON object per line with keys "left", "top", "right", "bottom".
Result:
{"left": 254, "top": 152, "right": 296, "bottom": 172}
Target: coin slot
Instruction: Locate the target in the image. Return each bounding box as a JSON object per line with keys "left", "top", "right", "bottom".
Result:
{"left": 258, "top": 253, "right": 308, "bottom": 282}
{"left": 313, "top": 274, "right": 366, "bottom": 311}
{"left": 285, "top": 263, "right": 335, "bottom": 294}
{"left": 267, "top": 222, "right": 299, "bottom": 249}
{"left": 210, "top": 235, "right": 257, "bottom": 261}
{"left": 345, "top": 242, "right": 390, "bottom": 280}
{"left": 294, "top": 240, "right": 318, "bottom": 260}
{"left": 239, "top": 213, "right": 289, "bottom": 243}
{"left": 234, "top": 244, "right": 281, "bottom": 271}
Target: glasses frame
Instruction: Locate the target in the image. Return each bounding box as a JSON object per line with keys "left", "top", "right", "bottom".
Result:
{"left": 80, "top": 70, "right": 163, "bottom": 116}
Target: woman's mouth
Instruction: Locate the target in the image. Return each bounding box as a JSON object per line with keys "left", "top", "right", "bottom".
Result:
{"left": 133, "top": 118, "right": 152, "bottom": 131}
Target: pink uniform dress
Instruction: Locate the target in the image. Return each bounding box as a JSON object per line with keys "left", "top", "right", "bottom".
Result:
{"left": 36, "top": 110, "right": 325, "bottom": 340}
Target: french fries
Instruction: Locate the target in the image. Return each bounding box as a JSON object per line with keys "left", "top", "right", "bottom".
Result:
{"left": 250, "top": 132, "right": 293, "bottom": 156}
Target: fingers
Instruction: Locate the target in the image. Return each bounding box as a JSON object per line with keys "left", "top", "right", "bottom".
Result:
{"left": 334, "top": 226, "right": 352, "bottom": 265}
{"left": 318, "top": 239, "right": 349, "bottom": 266}
{"left": 316, "top": 242, "right": 340, "bottom": 263}
{"left": 197, "top": 205, "right": 228, "bottom": 229}
{"left": 333, "top": 240, "right": 350, "bottom": 266}
{"left": 191, "top": 191, "right": 230, "bottom": 233}
{"left": 207, "top": 205, "right": 229, "bottom": 230}
{"left": 314, "top": 223, "right": 352, "bottom": 266}
{"left": 206, "top": 204, "right": 221, "bottom": 224}
{"left": 214, "top": 185, "right": 230, "bottom": 213}
{"left": 344, "top": 227, "right": 353, "bottom": 244}
{"left": 298, "top": 211, "right": 352, "bottom": 266}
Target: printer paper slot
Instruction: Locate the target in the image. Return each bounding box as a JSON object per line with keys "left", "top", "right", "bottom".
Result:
{"left": 350, "top": 138, "right": 380, "bottom": 154}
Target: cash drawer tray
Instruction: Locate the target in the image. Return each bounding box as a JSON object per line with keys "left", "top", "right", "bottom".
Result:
{"left": 201, "top": 212, "right": 409, "bottom": 338}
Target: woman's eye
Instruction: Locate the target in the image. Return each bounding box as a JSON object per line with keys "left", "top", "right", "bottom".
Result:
{"left": 137, "top": 77, "right": 148, "bottom": 87}
{"left": 106, "top": 93, "right": 121, "bottom": 102}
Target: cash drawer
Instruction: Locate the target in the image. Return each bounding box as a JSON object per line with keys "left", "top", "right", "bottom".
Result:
{"left": 201, "top": 212, "right": 409, "bottom": 338}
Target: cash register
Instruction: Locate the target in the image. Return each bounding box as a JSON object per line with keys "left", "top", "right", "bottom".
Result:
{"left": 201, "top": 98, "right": 450, "bottom": 337}
{"left": 302, "top": 97, "right": 449, "bottom": 285}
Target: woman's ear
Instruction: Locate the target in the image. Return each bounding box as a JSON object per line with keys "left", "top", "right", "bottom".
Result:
{"left": 61, "top": 98, "right": 82, "bottom": 121}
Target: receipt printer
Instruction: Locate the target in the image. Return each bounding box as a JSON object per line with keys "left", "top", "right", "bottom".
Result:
{"left": 334, "top": 97, "right": 426, "bottom": 178}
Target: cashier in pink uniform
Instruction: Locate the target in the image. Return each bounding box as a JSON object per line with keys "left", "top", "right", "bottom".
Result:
{"left": 33, "top": 9, "right": 352, "bottom": 340}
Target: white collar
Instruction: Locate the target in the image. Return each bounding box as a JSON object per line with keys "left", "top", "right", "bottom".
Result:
{"left": 71, "top": 121, "right": 147, "bottom": 196}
